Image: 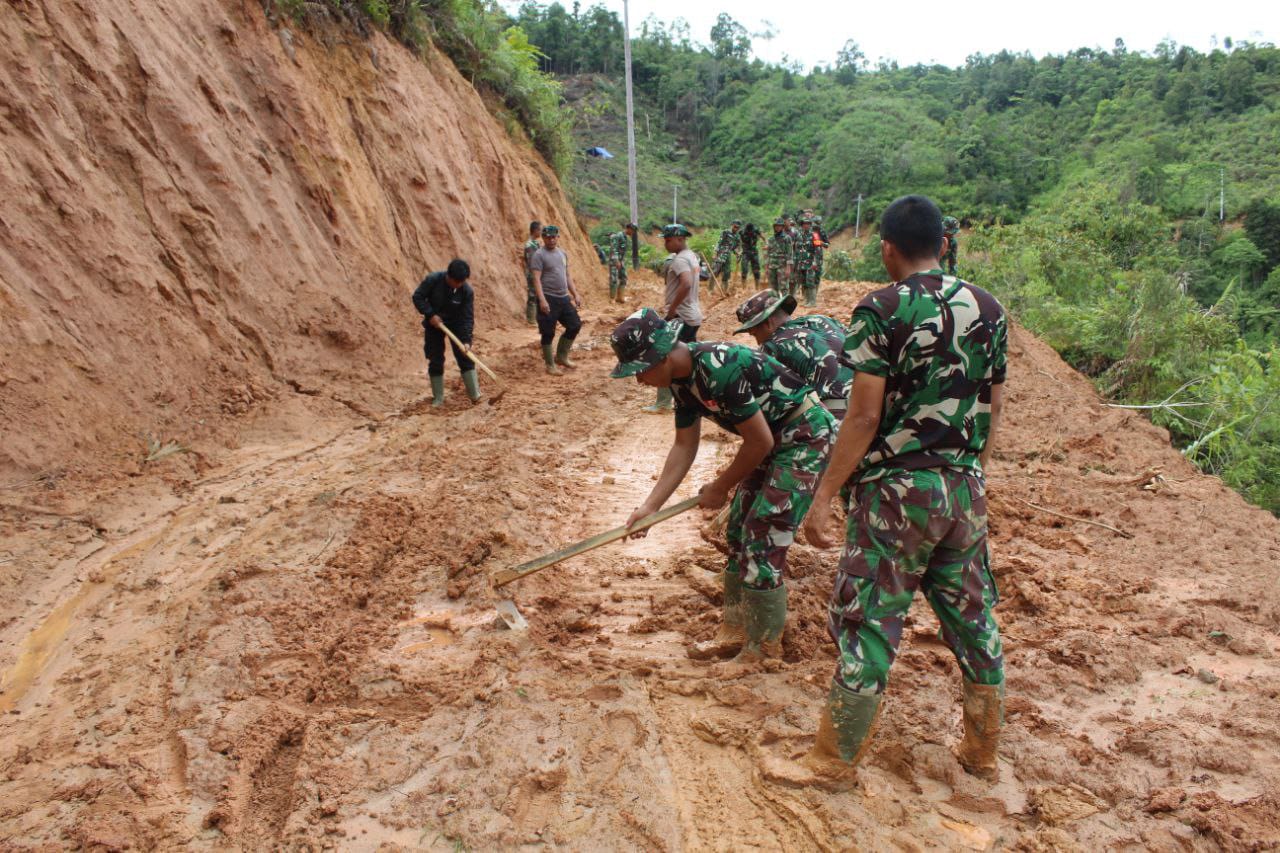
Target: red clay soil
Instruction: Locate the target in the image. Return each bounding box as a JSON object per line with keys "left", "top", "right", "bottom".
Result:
{"left": 2, "top": 269, "right": 1279, "bottom": 851}
{"left": 0, "top": 0, "right": 592, "bottom": 484}
{"left": 3, "top": 2, "right": 1280, "bottom": 850}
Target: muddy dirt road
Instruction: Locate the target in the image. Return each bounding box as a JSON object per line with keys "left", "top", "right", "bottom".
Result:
{"left": 2, "top": 273, "right": 1279, "bottom": 850}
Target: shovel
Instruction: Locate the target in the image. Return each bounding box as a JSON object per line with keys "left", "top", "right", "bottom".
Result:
{"left": 492, "top": 496, "right": 701, "bottom": 589}
{"left": 438, "top": 325, "right": 507, "bottom": 403}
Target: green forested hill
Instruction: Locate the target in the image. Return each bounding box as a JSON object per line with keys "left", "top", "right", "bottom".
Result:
{"left": 271, "top": 0, "right": 1279, "bottom": 512}
{"left": 511, "top": 3, "right": 1280, "bottom": 513}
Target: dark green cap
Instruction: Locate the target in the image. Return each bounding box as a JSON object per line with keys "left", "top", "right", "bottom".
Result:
{"left": 942, "top": 216, "right": 960, "bottom": 233}
{"left": 733, "top": 289, "right": 796, "bottom": 333}
{"left": 610, "top": 308, "right": 677, "bottom": 378}
{"left": 541, "top": 224, "right": 560, "bottom": 236}
{"left": 661, "top": 223, "right": 692, "bottom": 238}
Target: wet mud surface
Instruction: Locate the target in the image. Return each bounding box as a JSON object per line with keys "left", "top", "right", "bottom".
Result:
{"left": 3, "top": 274, "right": 1280, "bottom": 850}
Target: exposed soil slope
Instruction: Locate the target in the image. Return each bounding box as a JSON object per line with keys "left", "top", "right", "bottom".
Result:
{"left": 1, "top": 272, "right": 1278, "bottom": 851}
{"left": 0, "top": 0, "right": 592, "bottom": 482}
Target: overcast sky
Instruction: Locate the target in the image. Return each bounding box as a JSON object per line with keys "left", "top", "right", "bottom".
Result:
{"left": 503, "top": 1, "right": 1274, "bottom": 69}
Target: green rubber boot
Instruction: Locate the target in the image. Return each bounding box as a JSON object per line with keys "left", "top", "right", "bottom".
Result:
{"left": 616, "top": 285, "right": 627, "bottom": 304}
{"left": 525, "top": 301, "right": 536, "bottom": 325}
{"left": 461, "top": 369, "right": 481, "bottom": 403}
{"left": 688, "top": 570, "right": 745, "bottom": 660}
{"left": 642, "top": 386, "right": 673, "bottom": 413}
{"left": 542, "top": 343, "right": 561, "bottom": 375}
{"left": 955, "top": 680, "right": 1004, "bottom": 781}
{"left": 803, "top": 287, "right": 818, "bottom": 307}
{"left": 554, "top": 335, "right": 578, "bottom": 370}
{"left": 786, "top": 682, "right": 882, "bottom": 789}
{"left": 714, "top": 585, "right": 786, "bottom": 676}
{"left": 430, "top": 374, "right": 445, "bottom": 408}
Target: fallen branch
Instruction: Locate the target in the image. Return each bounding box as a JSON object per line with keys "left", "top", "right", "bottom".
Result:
{"left": 1013, "top": 497, "right": 1132, "bottom": 539}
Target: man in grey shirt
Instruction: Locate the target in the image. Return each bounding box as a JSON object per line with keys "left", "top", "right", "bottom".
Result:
{"left": 645, "top": 223, "right": 703, "bottom": 412}
{"left": 530, "top": 224, "right": 583, "bottom": 375}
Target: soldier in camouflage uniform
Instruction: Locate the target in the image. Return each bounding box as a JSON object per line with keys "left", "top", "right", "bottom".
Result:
{"left": 521, "top": 220, "right": 541, "bottom": 325}
{"left": 811, "top": 215, "right": 830, "bottom": 299}
{"left": 710, "top": 220, "right": 743, "bottom": 292}
{"left": 610, "top": 308, "right": 834, "bottom": 667}
{"left": 793, "top": 218, "right": 819, "bottom": 304}
{"left": 734, "top": 290, "right": 853, "bottom": 422}
{"left": 790, "top": 195, "right": 1008, "bottom": 789}
{"left": 739, "top": 223, "right": 762, "bottom": 285}
{"left": 765, "top": 218, "right": 794, "bottom": 294}
{"left": 608, "top": 223, "right": 637, "bottom": 303}
{"left": 941, "top": 215, "right": 960, "bottom": 276}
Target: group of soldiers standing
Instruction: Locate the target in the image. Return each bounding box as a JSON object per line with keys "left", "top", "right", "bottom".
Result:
{"left": 413, "top": 198, "right": 996, "bottom": 790}
{"left": 706, "top": 213, "right": 831, "bottom": 309}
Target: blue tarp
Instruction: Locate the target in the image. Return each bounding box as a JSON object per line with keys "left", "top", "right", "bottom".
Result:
{"left": 584, "top": 146, "right": 614, "bottom": 159}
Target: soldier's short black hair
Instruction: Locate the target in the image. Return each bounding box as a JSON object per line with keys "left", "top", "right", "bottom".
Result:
{"left": 447, "top": 259, "right": 470, "bottom": 282}
{"left": 880, "top": 195, "right": 943, "bottom": 260}
{"left": 529, "top": 220, "right": 541, "bottom": 235}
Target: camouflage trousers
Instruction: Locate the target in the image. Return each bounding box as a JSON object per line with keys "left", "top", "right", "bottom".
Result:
{"left": 767, "top": 264, "right": 791, "bottom": 294}
{"left": 827, "top": 468, "right": 1003, "bottom": 695}
{"left": 943, "top": 241, "right": 958, "bottom": 276}
{"left": 740, "top": 248, "right": 760, "bottom": 284}
{"left": 711, "top": 251, "right": 734, "bottom": 284}
{"left": 727, "top": 401, "right": 834, "bottom": 589}
{"left": 796, "top": 262, "right": 821, "bottom": 297}
{"left": 609, "top": 263, "right": 628, "bottom": 299}
{"left": 525, "top": 273, "right": 538, "bottom": 318}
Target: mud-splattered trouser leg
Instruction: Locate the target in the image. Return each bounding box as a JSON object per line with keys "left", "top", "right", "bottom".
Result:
{"left": 609, "top": 264, "right": 627, "bottom": 299}
{"left": 726, "top": 405, "right": 833, "bottom": 590}
{"left": 827, "top": 468, "right": 1003, "bottom": 695}
{"left": 741, "top": 250, "right": 760, "bottom": 283}
{"left": 712, "top": 252, "right": 733, "bottom": 284}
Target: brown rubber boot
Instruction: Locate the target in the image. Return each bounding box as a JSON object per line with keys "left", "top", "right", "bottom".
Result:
{"left": 541, "top": 343, "right": 561, "bottom": 375}
{"left": 688, "top": 570, "right": 744, "bottom": 660}
{"left": 955, "top": 680, "right": 1003, "bottom": 781}
{"left": 711, "top": 584, "right": 785, "bottom": 677}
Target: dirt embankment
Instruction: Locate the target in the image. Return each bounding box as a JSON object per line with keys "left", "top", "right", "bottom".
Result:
{"left": 0, "top": 0, "right": 593, "bottom": 483}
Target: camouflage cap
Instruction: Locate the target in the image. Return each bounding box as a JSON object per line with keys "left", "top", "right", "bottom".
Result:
{"left": 773, "top": 217, "right": 785, "bottom": 226}
{"left": 610, "top": 308, "right": 678, "bottom": 378}
{"left": 942, "top": 215, "right": 960, "bottom": 232}
{"left": 661, "top": 223, "right": 692, "bottom": 238}
{"left": 731, "top": 219, "right": 743, "bottom": 227}
{"left": 733, "top": 289, "right": 797, "bottom": 334}
{"left": 624, "top": 222, "right": 638, "bottom": 230}
{"left": 541, "top": 224, "right": 560, "bottom": 236}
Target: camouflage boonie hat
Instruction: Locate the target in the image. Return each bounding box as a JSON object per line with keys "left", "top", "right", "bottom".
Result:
{"left": 541, "top": 224, "right": 560, "bottom": 236}
{"left": 661, "top": 223, "right": 692, "bottom": 238}
{"left": 733, "top": 289, "right": 797, "bottom": 333}
{"left": 610, "top": 308, "right": 677, "bottom": 378}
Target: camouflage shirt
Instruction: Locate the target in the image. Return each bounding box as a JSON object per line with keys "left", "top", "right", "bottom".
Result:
{"left": 764, "top": 315, "right": 853, "bottom": 405}
{"left": 765, "top": 231, "right": 794, "bottom": 267}
{"left": 673, "top": 342, "right": 811, "bottom": 434}
{"left": 844, "top": 270, "right": 1008, "bottom": 482}
{"left": 715, "top": 229, "right": 741, "bottom": 255}
{"left": 608, "top": 231, "right": 630, "bottom": 265}
{"left": 523, "top": 238, "right": 540, "bottom": 275}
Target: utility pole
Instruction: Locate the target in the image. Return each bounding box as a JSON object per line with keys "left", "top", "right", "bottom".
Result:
{"left": 623, "top": 0, "right": 639, "bottom": 269}
{"left": 1219, "top": 167, "right": 1225, "bottom": 223}
{"left": 673, "top": 185, "right": 678, "bottom": 223}
{"left": 854, "top": 194, "right": 864, "bottom": 239}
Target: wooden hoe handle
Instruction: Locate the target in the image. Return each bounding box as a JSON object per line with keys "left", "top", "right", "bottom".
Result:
{"left": 492, "top": 496, "right": 702, "bottom": 588}
{"left": 438, "top": 324, "right": 500, "bottom": 383}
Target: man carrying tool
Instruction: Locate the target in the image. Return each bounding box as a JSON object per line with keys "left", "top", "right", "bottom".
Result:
{"left": 765, "top": 217, "right": 794, "bottom": 294}
{"left": 530, "top": 224, "right": 583, "bottom": 375}
{"left": 785, "top": 194, "right": 1007, "bottom": 788}
{"left": 733, "top": 289, "right": 853, "bottom": 423}
{"left": 412, "top": 258, "right": 481, "bottom": 408}
{"left": 643, "top": 224, "right": 703, "bottom": 413}
{"left": 610, "top": 308, "right": 834, "bottom": 668}
{"left": 608, "top": 222, "right": 637, "bottom": 304}
{"left": 521, "top": 220, "right": 541, "bottom": 325}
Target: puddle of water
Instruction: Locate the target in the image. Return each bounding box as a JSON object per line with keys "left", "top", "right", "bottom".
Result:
{"left": 0, "top": 522, "right": 173, "bottom": 712}
{"left": 396, "top": 629, "right": 456, "bottom": 655}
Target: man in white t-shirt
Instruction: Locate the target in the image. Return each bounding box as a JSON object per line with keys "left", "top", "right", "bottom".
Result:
{"left": 644, "top": 223, "right": 704, "bottom": 413}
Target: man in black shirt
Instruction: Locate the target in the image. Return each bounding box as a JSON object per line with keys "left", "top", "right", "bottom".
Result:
{"left": 412, "top": 258, "right": 480, "bottom": 408}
